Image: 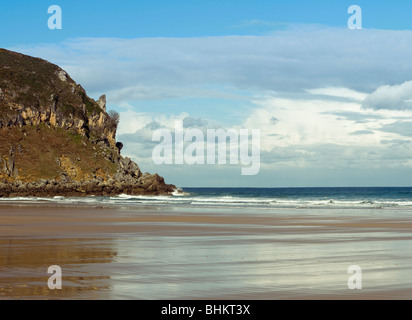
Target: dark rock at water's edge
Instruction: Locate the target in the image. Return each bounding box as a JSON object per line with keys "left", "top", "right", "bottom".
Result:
{"left": 0, "top": 173, "right": 174, "bottom": 198}
{"left": 0, "top": 157, "right": 175, "bottom": 197}
{"left": 0, "top": 49, "right": 176, "bottom": 197}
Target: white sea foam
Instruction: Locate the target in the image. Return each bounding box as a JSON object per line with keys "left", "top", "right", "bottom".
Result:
{"left": 1, "top": 192, "right": 412, "bottom": 210}
{"left": 172, "top": 188, "right": 189, "bottom": 196}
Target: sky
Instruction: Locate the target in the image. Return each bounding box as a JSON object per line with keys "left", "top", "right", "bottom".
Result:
{"left": 2, "top": 0, "right": 412, "bottom": 187}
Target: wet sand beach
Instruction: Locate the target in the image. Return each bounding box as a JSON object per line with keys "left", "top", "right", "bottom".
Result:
{"left": 1, "top": 204, "right": 412, "bottom": 299}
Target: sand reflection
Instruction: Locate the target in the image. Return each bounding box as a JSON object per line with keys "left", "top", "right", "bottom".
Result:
{"left": 2, "top": 205, "right": 412, "bottom": 299}
{"left": 0, "top": 237, "right": 117, "bottom": 299}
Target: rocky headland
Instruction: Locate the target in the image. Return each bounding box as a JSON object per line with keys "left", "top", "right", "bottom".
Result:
{"left": 0, "top": 49, "right": 176, "bottom": 197}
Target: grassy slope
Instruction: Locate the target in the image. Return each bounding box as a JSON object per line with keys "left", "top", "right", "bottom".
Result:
{"left": 0, "top": 125, "right": 117, "bottom": 183}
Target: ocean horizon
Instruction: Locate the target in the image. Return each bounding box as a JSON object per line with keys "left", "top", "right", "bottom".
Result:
{"left": 2, "top": 186, "right": 412, "bottom": 210}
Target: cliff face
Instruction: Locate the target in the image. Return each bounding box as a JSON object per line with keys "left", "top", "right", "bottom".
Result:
{"left": 0, "top": 49, "right": 175, "bottom": 197}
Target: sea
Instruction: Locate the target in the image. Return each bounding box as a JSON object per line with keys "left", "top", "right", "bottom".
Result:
{"left": 2, "top": 187, "right": 412, "bottom": 210}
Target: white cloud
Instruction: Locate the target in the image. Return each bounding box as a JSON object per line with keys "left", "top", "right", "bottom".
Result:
{"left": 116, "top": 108, "right": 153, "bottom": 135}
{"left": 117, "top": 109, "right": 190, "bottom": 135}
{"left": 307, "top": 87, "right": 368, "bottom": 101}
{"left": 362, "top": 81, "right": 412, "bottom": 110}
{"left": 243, "top": 96, "right": 383, "bottom": 150}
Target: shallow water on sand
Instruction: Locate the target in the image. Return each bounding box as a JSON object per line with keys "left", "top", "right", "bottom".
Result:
{"left": 1, "top": 205, "right": 412, "bottom": 299}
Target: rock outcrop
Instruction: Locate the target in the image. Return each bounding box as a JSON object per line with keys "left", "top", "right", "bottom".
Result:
{"left": 0, "top": 48, "right": 176, "bottom": 197}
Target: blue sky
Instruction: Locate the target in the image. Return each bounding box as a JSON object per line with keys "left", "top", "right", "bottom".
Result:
{"left": 3, "top": 0, "right": 412, "bottom": 45}
{"left": 3, "top": 1, "right": 412, "bottom": 187}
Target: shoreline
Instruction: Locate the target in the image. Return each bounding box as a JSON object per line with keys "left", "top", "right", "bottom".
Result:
{"left": 1, "top": 204, "right": 412, "bottom": 299}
